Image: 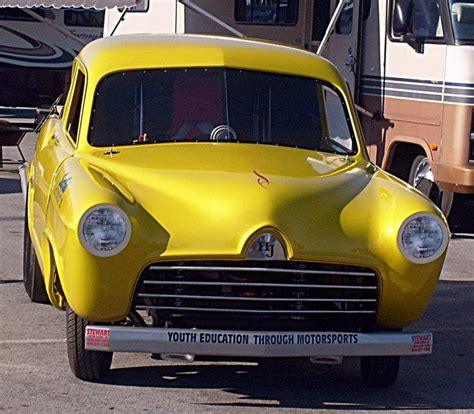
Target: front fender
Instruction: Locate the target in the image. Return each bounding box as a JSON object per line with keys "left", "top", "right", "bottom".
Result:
{"left": 44, "top": 157, "right": 170, "bottom": 321}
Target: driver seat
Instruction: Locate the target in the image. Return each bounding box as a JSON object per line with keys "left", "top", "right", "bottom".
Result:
{"left": 171, "top": 71, "right": 225, "bottom": 141}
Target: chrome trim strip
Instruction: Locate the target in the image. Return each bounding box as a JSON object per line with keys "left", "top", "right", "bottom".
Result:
{"left": 142, "top": 280, "right": 377, "bottom": 290}
{"left": 148, "top": 266, "right": 376, "bottom": 277}
{"left": 137, "top": 293, "right": 376, "bottom": 302}
{"left": 135, "top": 305, "right": 376, "bottom": 314}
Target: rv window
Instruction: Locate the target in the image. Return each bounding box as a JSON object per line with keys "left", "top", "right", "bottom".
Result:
{"left": 336, "top": 0, "right": 353, "bottom": 34}
{"left": 392, "top": 0, "right": 444, "bottom": 39}
{"left": 66, "top": 71, "right": 85, "bottom": 143}
{"left": 312, "top": 0, "right": 331, "bottom": 40}
{"left": 411, "top": 0, "right": 444, "bottom": 38}
{"left": 0, "top": 7, "right": 45, "bottom": 21}
{"left": 235, "top": 0, "right": 298, "bottom": 25}
{"left": 449, "top": 0, "right": 474, "bottom": 42}
{"left": 64, "top": 9, "right": 104, "bottom": 27}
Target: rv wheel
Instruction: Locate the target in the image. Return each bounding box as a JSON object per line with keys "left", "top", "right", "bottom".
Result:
{"left": 409, "top": 155, "right": 453, "bottom": 216}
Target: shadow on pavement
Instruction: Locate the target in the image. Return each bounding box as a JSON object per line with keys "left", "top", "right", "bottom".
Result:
{"left": 0, "top": 177, "right": 21, "bottom": 194}
{"left": 100, "top": 281, "right": 473, "bottom": 410}
{"left": 449, "top": 194, "right": 474, "bottom": 234}
{"left": 105, "top": 359, "right": 436, "bottom": 411}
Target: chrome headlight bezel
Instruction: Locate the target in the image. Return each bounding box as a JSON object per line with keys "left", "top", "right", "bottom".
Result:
{"left": 78, "top": 204, "right": 131, "bottom": 257}
{"left": 397, "top": 212, "right": 449, "bottom": 264}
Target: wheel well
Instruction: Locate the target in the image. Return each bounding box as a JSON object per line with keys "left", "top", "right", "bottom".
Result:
{"left": 386, "top": 143, "right": 426, "bottom": 182}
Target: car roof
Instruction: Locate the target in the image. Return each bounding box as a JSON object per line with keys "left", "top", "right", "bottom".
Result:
{"left": 77, "top": 34, "right": 343, "bottom": 87}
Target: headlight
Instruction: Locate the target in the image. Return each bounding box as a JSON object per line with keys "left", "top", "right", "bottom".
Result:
{"left": 398, "top": 213, "right": 448, "bottom": 264}
{"left": 79, "top": 204, "right": 131, "bottom": 257}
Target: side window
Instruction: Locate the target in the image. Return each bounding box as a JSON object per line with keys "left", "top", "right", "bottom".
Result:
{"left": 64, "top": 9, "right": 104, "bottom": 27}
{"left": 323, "top": 87, "right": 354, "bottom": 153}
{"left": 392, "top": 0, "right": 444, "bottom": 40}
{"left": 411, "top": 0, "right": 443, "bottom": 38}
{"left": 0, "top": 7, "right": 45, "bottom": 21}
{"left": 66, "top": 71, "right": 85, "bottom": 142}
{"left": 336, "top": 0, "right": 353, "bottom": 34}
{"left": 235, "top": 0, "right": 298, "bottom": 25}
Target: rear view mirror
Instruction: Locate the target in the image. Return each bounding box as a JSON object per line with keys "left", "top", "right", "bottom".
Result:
{"left": 393, "top": 0, "right": 413, "bottom": 36}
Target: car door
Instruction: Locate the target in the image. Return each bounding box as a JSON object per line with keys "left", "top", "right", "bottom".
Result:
{"left": 319, "top": 0, "right": 362, "bottom": 93}
{"left": 30, "top": 65, "right": 84, "bottom": 244}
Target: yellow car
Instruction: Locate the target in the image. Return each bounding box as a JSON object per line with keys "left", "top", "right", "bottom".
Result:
{"left": 22, "top": 34, "right": 449, "bottom": 386}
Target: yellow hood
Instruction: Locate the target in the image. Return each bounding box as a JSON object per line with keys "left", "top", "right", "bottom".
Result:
{"left": 80, "top": 143, "right": 438, "bottom": 269}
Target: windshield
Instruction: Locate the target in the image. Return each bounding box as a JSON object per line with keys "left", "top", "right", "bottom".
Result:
{"left": 449, "top": 0, "right": 474, "bottom": 42}
{"left": 89, "top": 68, "right": 356, "bottom": 155}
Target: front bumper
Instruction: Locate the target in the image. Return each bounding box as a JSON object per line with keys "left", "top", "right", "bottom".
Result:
{"left": 85, "top": 326, "right": 432, "bottom": 357}
{"left": 434, "top": 161, "right": 474, "bottom": 193}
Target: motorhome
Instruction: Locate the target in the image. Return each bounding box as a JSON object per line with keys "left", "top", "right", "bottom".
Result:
{"left": 0, "top": 6, "right": 104, "bottom": 109}
{"left": 105, "top": 0, "right": 474, "bottom": 216}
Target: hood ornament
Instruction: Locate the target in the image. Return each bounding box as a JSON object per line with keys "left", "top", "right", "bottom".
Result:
{"left": 246, "top": 233, "right": 286, "bottom": 260}
{"left": 253, "top": 170, "right": 270, "bottom": 187}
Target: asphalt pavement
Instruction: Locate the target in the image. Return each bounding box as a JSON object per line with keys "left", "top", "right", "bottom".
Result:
{"left": 0, "top": 134, "right": 473, "bottom": 413}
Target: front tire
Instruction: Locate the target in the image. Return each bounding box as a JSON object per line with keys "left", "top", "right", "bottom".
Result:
{"left": 23, "top": 211, "right": 50, "bottom": 304}
{"left": 66, "top": 306, "right": 113, "bottom": 381}
{"left": 360, "top": 356, "right": 400, "bottom": 387}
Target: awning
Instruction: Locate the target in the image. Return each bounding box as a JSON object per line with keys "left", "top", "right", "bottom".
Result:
{"left": 0, "top": 0, "right": 135, "bottom": 8}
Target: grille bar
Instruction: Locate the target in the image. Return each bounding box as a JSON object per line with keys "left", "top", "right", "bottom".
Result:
{"left": 149, "top": 265, "right": 375, "bottom": 277}
{"left": 135, "top": 305, "right": 376, "bottom": 314}
{"left": 142, "top": 280, "right": 377, "bottom": 290}
{"left": 134, "top": 261, "right": 379, "bottom": 329}
{"left": 138, "top": 293, "right": 377, "bottom": 302}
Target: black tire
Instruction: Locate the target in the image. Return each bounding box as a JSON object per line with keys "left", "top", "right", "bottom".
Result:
{"left": 23, "top": 210, "right": 50, "bottom": 304}
{"left": 360, "top": 356, "right": 400, "bottom": 387}
{"left": 66, "top": 306, "right": 113, "bottom": 381}
{"left": 409, "top": 155, "right": 453, "bottom": 216}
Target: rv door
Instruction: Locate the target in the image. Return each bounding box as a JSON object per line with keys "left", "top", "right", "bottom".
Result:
{"left": 314, "top": 0, "right": 361, "bottom": 93}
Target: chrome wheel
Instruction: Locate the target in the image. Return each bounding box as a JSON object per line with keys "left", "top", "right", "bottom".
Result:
{"left": 409, "top": 155, "right": 453, "bottom": 217}
{"left": 412, "top": 157, "right": 435, "bottom": 189}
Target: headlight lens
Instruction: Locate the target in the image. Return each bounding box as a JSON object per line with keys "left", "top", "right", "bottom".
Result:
{"left": 398, "top": 213, "right": 448, "bottom": 264}
{"left": 79, "top": 205, "right": 131, "bottom": 257}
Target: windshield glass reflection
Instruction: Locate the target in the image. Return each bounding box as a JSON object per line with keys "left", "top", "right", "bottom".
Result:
{"left": 89, "top": 68, "right": 356, "bottom": 155}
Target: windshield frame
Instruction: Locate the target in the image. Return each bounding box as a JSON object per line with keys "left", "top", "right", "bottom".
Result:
{"left": 87, "top": 67, "right": 359, "bottom": 157}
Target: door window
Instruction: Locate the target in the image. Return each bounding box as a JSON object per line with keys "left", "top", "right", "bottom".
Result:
{"left": 411, "top": 0, "right": 444, "bottom": 38}
{"left": 312, "top": 0, "right": 331, "bottom": 40}
{"left": 336, "top": 0, "right": 354, "bottom": 34}
{"left": 235, "top": 0, "right": 298, "bottom": 25}
{"left": 392, "top": 0, "right": 444, "bottom": 39}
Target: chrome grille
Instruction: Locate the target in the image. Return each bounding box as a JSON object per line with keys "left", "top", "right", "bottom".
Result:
{"left": 133, "top": 261, "right": 378, "bottom": 330}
